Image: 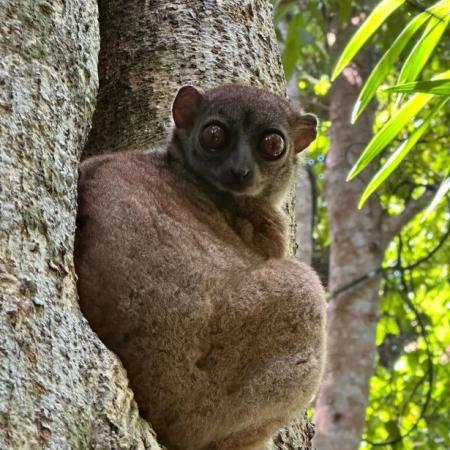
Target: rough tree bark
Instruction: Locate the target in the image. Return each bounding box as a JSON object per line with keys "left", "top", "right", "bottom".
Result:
{"left": 313, "top": 42, "right": 382, "bottom": 450}
{"left": 313, "top": 20, "right": 432, "bottom": 450}
{"left": 0, "top": 1, "right": 161, "bottom": 449}
{"left": 85, "top": 0, "right": 287, "bottom": 155}
{"left": 288, "top": 77, "right": 313, "bottom": 265}
{"left": 1, "top": 1, "right": 316, "bottom": 449}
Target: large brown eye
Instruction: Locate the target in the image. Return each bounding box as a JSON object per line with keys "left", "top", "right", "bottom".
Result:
{"left": 200, "top": 124, "right": 227, "bottom": 151}
{"left": 260, "top": 133, "right": 285, "bottom": 160}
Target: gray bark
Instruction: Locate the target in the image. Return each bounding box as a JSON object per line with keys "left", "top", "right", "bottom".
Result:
{"left": 312, "top": 21, "right": 383, "bottom": 447}
{"left": 295, "top": 168, "right": 313, "bottom": 265}
{"left": 1, "top": 1, "right": 315, "bottom": 449}
{"left": 287, "top": 77, "right": 313, "bottom": 265}
{"left": 313, "top": 21, "right": 428, "bottom": 450}
{"left": 0, "top": 2, "right": 159, "bottom": 449}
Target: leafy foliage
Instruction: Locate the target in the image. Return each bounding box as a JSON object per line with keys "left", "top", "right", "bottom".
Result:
{"left": 273, "top": 1, "right": 450, "bottom": 448}
{"left": 385, "top": 79, "right": 450, "bottom": 95}
{"left": 363, "top": 204, "right": 450, "bottom": 449}
{"left": 331, "top": 0, "right": 407, "bottom": 81}
{"left": 333, "top": 0, "right": 450, "bottom": 208}
{"left": 354, "top": 96, "right": 449, "bottom": 207}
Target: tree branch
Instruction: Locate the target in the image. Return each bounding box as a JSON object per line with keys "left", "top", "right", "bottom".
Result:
{"left": 381, "top": 190, "right": 435, "bottom": 248}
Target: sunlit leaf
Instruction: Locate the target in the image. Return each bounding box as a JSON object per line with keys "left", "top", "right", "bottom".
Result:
{"left": 348, "top": 94, "right": 432, "bottom": 180}
{"left": 385, "top": 79, "right": 450, "bottom": 95}
{"left": 397, "top": 14, "right": 450, "bottom": 86}
{"left": 358, "top": 98, "right": 448, "bottom": 208}
{"left": 422, "top": 174, "right": 450, "bottom": 220}
{"left": 376, "top": 324, "right": 387, "bottom": 346}
{"left": 385, "top": 317, "right": 400, "bottom": 335}
{"left": 331, "top": 0, "right": 406, "bottom": 81}
{"left": 347, "top": 70, "right": 450, "bottom": 180}
{"left": 314, "top": 75, "right": 331, "bottom": 96}
{"left": 395, "top": 13, "right": 450, "bottom": 105}
{"left": 351, "top": 0, "right": 450, "bottom": 122}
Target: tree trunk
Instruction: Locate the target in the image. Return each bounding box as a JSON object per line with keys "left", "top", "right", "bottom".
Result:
{"left": 313, "top": 14, "right": 431, "bottom": 448}
{"left": 313, "top": 70, "right": 382, "bottom": 450}
{"left": 287, "top": 77, "right": 313, "bottom": 265}
{"left": 0, "top": 1, "right": 161, "bottom": 449}
{"left": 1, "top": 1, "right": 315, "bottom": 449}
{"left": 85, "top": 0, "right": 287, "bottom": 155}
{"left": 313, "top": 25, "right": 385, "bottom": 450}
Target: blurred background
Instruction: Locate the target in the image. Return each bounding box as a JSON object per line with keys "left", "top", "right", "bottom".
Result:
{"left": 273, "top": 1, "right": 450, "bottom": 449}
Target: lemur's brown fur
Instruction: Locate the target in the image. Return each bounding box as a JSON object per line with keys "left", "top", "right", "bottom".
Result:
{"left": 75, "top": 85, "right": 326, "bottom": 450}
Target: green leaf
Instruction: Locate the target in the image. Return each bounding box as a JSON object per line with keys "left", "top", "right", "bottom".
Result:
{"left": 376, "top": 323, "right": 387, "bottom": 346}
{"left": 273, "top": 2, "right": 298, "bottom": 24}
{"left": 348, "top": 70, "right": 450, "bottom": 180}
{"left": 385, "top": 317, "right": 400, "bottom": 335}
{"left": 422, "top": 174, "right": 450, "bottom": 220}
{"left": 385, "top": 79, "right": 450, "bottom": 95}
{"left": 350, "top": 0, "right": 450, "bottom": 122}
{"left": 386, "top": 419, "right": 402, "bottom": 440}
{"left": 397, "top": 14, "right": 450, "bottom": 86}
{"left": 281, "top": 15, "right": 303, "bottom": 81}
{"left": 339, "top": 2, "right": 353, "bottom": 24}
{"left": 358, "top": 98, "right": 448, "bottom": 208}
{"left": 331, "top": 0, "right": 406, "bottom": 81}
{"left": 348, "top": 94, "right": 433, "bottom": 180}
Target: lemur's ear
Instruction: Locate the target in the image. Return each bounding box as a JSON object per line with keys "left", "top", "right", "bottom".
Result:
{"left": 172, "top": 86, "right": 204, "bottom": 129}
{"left": 292, "top": 114, "right": 318, "bottom": 153}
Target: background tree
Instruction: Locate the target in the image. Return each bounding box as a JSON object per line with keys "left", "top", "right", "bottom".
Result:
{"left": 275, "top": 1, "right": 449, "bottom": 449}
{"left": 1, "top": 1, "right": 318, "bottom": 449}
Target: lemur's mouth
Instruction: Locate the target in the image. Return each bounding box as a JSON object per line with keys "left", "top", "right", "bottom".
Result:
{"left": 219, "top": 170, "right": 254, "bottom": 191}
{"left": 220, "top": 181, "right": 262, "bottom": 197}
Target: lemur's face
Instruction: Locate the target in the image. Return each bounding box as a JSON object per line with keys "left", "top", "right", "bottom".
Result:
{"left": 172, "top": 84, "right": 317, "bottom": 200}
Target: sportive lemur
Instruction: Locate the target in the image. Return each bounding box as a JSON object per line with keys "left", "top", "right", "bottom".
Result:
{"left": 75, "top": 84, "right": 326, "bottom": 450}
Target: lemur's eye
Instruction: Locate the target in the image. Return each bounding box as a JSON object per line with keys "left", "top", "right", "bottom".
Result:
{"left": 200, "top": 124, "right": 227, "bottom": 151}
{"left": 259, "top": 132, "right": 285, "bottom": 160}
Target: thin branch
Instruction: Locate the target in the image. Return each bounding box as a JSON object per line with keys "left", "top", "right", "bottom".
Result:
{"left": 307, "top": 165, "right": 317, "bottom": 237}
{"left": 381, "top": 190, "right": 435, "bottom": 248}
{"left": 406, "top": 0, "right": 448, "bottom": 23}
{"left": 328, "top": 267, "right": 383, "bottom": 299}
{"left": 399, "top": 226, "right": 450, "bottom": 271}
{"left": 364, "top": 236, "right": 434, "bottom": 446}
{"left": 328, "top": 219, "right": 448, "bottom": 299}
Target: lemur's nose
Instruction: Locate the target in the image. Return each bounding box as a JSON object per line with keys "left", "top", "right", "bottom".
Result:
{"left": 230, "top": 167, "right": 251, "bottom": 181}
